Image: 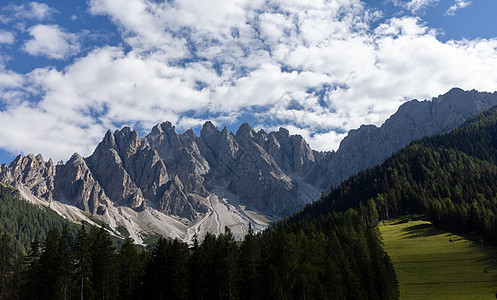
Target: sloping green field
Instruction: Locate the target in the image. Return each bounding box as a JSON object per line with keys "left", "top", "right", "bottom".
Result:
{"left": 380, "top": 218, "right": 497, "bottom": 299}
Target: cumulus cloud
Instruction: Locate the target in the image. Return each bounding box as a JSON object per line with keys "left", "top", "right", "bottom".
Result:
{"left": 394, "top": 0, "right": 440, "bottom": 14}
{"left": 0, "top": 103, "right": 105, "bottom": 161}
{"left": 0, "top": 30, "right": 14, "bottom": 44}
{"left": 0, "top": 2, "right": 56, "bottom": 23}
{"left": 23, "top": 24, "right": 80, "bottom": 59}
{"left": 0, "top": 0, "right": 496, "bottom": 161}
{"left": 0, "top": 67, "right": 24, "bottom": 95}
{"left": 445, "top": 0, "right": 471, "bottom": 16}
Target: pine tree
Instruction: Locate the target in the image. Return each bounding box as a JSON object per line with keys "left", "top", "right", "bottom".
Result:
{"left": 188, "top": 234, "right": 203, "bottom": 300}
{"left": 215, "top": 227, "right": 240, "bottom": 300}
{"left": 0, "top": 232, "right": 14, "bottom": 299}
{"left": 118, "top": 238, "right": 142, "bottom": 299}
{"left": 74, "top": 223, "right": 93, "bottom": 300}
{"left": 38, "top": 228, "right": 63, "bottom": 299}
{"left": 21, "top": 238, "right": 41, "bottom": 300}
{"left": 239, "top": 224, "right": 263, "bottom": 300}
{"left": 144, "top": 237, "right": 190, "bottom": 299}
{"left": 91, "top": 226, "right": 117, "bottom": 300}
{"left": 57, "top": 226, "right": 74, "bottom": 300}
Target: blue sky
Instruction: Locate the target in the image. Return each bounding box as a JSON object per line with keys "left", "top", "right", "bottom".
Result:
{"left": 0, "top": 0, "right": 496, "bottom": 164}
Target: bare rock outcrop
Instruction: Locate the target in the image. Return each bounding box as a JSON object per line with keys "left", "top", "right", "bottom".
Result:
{"left": 1, "top": 154, "right": 55, "bottom": 201}
{"left": 54, "top": 153, "right": 109, "bottom": 214}
{"left": 157, "top": 175, "right": 206, "bottom": 220}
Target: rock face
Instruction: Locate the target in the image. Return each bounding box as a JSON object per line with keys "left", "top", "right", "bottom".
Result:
{"left": 196, "top": 122, "right": 312, "bottom": 216}
{"left": 1, "top": 88, "right": 497, "bottom": 242}
{"left": 0, "top": 154, "right": 56, "bottom": 201}
{"left": 54, "top": 153, "right": 109, "bottom": 214}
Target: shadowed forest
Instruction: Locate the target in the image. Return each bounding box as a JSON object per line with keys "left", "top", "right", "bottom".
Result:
{"left": 0, "top": 207, "right": 398, "bottom": 300}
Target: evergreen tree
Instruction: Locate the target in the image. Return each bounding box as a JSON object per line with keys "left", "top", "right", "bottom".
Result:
{"left": 38, "top": 228, "right": 64, "bottom": 299}
{"left": 215, "top": 227, "right": 240, "bottom": 300}
{"left": 188, "top": 234, "right": 203, "bottom": 300}
{"left": 118, "top": 238, "right": 142, "bottom": 300}
{"left": 0, "top": 232, "right": 14, "bottom": 300}
{"left": 74, "top": 223, "right": 93, "bottom": 300}
{"left": 239, "top": 224, "right": 264, "bottom": 300}
{"left": 144, "top": 237, "right": 190, "bottom": 299}
{"left": 197, "top": 233, "right": 218, "bottom": 300}
{"left": 57, "top": 226, "right": 74, "bottom": 300}
{"left": 21, "top": 238, "right": 41, "bottom": 300}
{"left": 90, "top": 226, "right": 118, "bottom": 300}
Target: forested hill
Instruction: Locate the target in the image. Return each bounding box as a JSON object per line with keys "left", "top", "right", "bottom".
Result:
{"left": 288, "top": 106, "right": 497, "bottom": 243}
{"left": 0, "top": 184, "right": 79, "bottom": 255}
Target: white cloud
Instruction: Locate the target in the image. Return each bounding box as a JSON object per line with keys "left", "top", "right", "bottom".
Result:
{"left": 0, "top": 66, "right": 24, "bottom": 96}
{"left": 0, "top": 103, "right": 105, "bottom": 161}
{"left": 402, "top": 0, "right": 440, "bottom": 13}
{"left": 0, "top": 30, "right": 14, "bottom": 44}
{"left": 284, "top": 126, "right": 348, "bottom": 152}
{"left": 1, "top": 2, "right": 56, "bottom": 22}
{"left": 23, "top": 24, "right": 80, "bottom": 60}
{"left": 409, "top": 0, "right": 439, "bottom": 11}
{"left": 445, "top": 0, "right": 471, "bottom": 16}
{"left": 0, "top": 0, "right": 496, "bottom": 162}
{"left": 23, "top": 2, "right": 55, "bottom": 20}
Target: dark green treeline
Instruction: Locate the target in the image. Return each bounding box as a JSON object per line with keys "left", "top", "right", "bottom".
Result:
{"left": 291, "top": 106, "right": 497, "bottom": 244}
{"left": 0, "top": 209, "right": 398, "bottom": 300}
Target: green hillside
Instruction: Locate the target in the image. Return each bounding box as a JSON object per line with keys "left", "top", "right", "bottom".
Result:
{"left": 0, "top": 183, "right": 80, "bottom": 255}
{"left": 290, "top": 106, "right": 497, "bottom": 244}
{"left": 380, "top": 218, "right": 497, "bottom": 299}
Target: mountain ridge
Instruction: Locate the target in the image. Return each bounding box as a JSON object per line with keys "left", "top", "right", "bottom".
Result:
{"left": 288, "top": 105, "right": 497, "bottom": 243}
{"left": 1, "top": 87, "right": 497, "bottom": 243}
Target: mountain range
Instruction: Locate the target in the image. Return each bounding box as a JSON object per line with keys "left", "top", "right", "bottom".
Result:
{"left": 1, "top": 87, "right": 496, "bottom": 243}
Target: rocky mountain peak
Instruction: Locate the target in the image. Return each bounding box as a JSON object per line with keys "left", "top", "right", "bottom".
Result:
{"left": 198, "top": 121, "right": 239, "bottom": 162}
{"left": 4, "top": 153, "right": 55, "bottom": 201}
{"left": 236, "top": 122, "right": 255, "bottom": 139}
{"left": 444, "top": 87, "right": 465, "bottom": 97}
{"left": 102, "top": 129, "right": 116, "bottom": 147}
{"left": 150, "top": 121, "right": 177, "bottom": 136}
{"left": 113, "top": 127, "right": 142, "bottom": 155}
{"left": 182, "top": 129, "right": 197, "bottom": 141}
{"left": 200, "top": 121, "right": 219, "bottom": 138}
{"left": 200, "top": 121, "right": 221, "bottom": 138}
{"left": 55, "top": 152, "right": 109, "bottom": 214}
{"left": 160, "top": 121, "right": 175, "bottom": 132}
{"left": 147, "top": 123, "right": 181, "bottom": 148}
{"left": 255, "top": 129, "right": 268, "bottom": 144}
{"left": 68, "top": 152, "right": 85, "bottom": 165}
{"left": 278, "top": 127, "right": 290, "bottom": 137}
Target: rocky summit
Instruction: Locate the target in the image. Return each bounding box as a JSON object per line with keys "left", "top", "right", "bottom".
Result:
{"left": 1, "top": 88, "right": 497, "bottom": 243}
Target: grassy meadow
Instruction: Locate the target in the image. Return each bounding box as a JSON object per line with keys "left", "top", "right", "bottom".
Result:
{"left": 380, "top": 218, "right": 497, "bottom": 299}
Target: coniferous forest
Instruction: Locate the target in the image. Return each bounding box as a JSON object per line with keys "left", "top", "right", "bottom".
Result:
{"left": 0, "top": 208, "right": 398, "bottom": 299}
{"left": 292, "top": 106, "right": 497, "bottom": 244}
{"left": 0, "top": 184, "right": 80, "bottom": 256}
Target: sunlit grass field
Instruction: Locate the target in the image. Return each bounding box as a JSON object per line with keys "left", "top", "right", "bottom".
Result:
{"left": 380, "top": 218, "right": 497, "bottom": 299}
